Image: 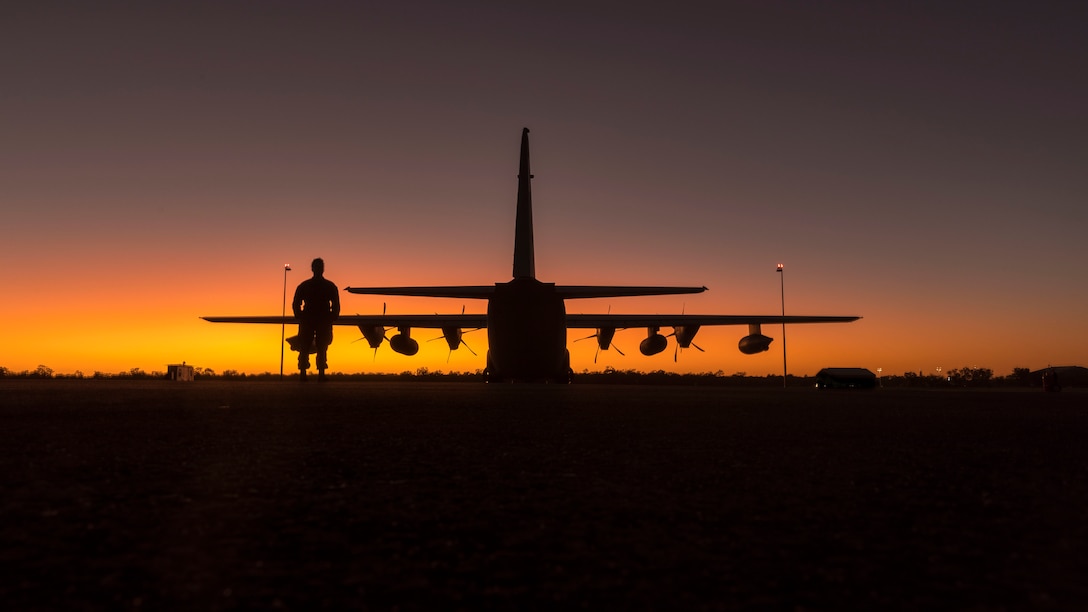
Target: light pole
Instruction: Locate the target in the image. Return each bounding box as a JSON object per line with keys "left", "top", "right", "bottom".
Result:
{"left": 777, "top": 263, "right": 787, "bottom": 388}
{"left": 280, "top": 264, "right": 291, "bottom": 380}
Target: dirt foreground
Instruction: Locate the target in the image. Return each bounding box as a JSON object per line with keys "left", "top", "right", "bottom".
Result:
{"left": 1, "top": 380, "right": 1086, "bottom": 609}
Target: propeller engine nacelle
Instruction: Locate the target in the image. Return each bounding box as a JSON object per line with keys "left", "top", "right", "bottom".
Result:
{"left": 441, "top": 326, "right": 463, "bottom": 351}
{"left": 640, "top": 327, "right": 668, "bottom": 356}
{"left": 674, "top": 325, "right": 701, "bottom": 348}
{"left": 595, "top": 327, "right": 617, "bottom": 351}
{"left": 428, "top": 319, "right": 478, "bottom": 360}
{"left": 389, "top": 327, "right": 419, "bottom": 356}
{"left": 358, "top": 325, "right": 387, "bottom": 349}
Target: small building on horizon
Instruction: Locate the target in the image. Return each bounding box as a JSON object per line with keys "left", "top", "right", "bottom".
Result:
{"left": 166, "top": 363, "right": 194, "bottom": 382}
{"left": 1031, "top": 365, "right": 1087, "bottom": 390}
{"left": 815, "top": 367, "right": 877, "bottom": 389}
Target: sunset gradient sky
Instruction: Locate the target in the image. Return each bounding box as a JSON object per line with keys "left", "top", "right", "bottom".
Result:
{"left": 4, "top": 1, "right": 1085, "bottom": 377}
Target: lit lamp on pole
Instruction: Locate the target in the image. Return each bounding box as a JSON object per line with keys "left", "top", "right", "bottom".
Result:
{"left": 777, "top": 263, "right": 787, "bottom": 388}
{"left": 280, "top": 264, "right": 291, "bottom": 380}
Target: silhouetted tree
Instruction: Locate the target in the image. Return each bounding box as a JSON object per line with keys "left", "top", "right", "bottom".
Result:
{"left": 948, "top": 366, "right": 993, "bottom": 387}
{"left": 1011, "top": 367, "right": 1033, "bottom": 386}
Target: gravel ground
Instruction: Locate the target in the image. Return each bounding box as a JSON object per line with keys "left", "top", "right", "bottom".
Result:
{"left": 1, "top": 380, "right": 1086, "bottom": 610}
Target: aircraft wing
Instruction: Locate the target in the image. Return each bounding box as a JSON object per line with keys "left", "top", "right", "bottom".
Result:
{"left": 204, "top": 313, "right": 857, "bottom": 328}
{"left": 565, "top": 314, "right": 860, "bottom": 328}
{"left": 202, "top": 314, "right": 490, "bottom": 328}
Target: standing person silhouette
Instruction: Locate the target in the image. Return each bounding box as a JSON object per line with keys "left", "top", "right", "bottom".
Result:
{"left": 292, "top": 258, "right": 340, "bottom": 381}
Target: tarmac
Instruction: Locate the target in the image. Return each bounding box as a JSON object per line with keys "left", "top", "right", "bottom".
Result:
{"left": 1, "top": 380, "right": 1086, "bottom": 609}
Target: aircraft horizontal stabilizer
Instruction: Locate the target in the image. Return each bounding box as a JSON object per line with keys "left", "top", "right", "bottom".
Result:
{"left": 556, "top": 285, "right": 707, "bottom": 299}
{"left": 344, "top": 286, "right": 496, "bottom": 299}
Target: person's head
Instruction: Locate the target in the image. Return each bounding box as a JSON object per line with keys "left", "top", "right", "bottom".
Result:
{"left": 311, "top": 258, "right": 325, "bottom": 276}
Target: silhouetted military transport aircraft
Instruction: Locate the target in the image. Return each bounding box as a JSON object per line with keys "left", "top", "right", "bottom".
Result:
{"left": 204, "top": 128, "right": 859, "bottom": 382}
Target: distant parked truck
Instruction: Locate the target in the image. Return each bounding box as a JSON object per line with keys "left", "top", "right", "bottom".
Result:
{"left": 815, "top": 368, "right": 877, "bottom": 389}
{"left": 166, "top": 363, "right": 194, "bottom": 382}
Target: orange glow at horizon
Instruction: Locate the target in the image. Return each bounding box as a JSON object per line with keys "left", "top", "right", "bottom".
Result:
{"left": 7, "top": 255, "right": 1081, "bottom": 379}
{"left": 6, "top": 188, "right": 1085, "bottom": 379}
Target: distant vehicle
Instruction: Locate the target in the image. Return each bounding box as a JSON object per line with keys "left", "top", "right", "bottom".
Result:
{"left": 204, "top": 129, "right": 860, "bottom": 382}
{"left": 815, "top": 368, "right": 878, "bottom": 389}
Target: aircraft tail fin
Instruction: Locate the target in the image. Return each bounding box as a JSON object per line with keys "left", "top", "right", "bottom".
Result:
{"left": 512, "top": 127, "right": 535, "bottom": 280}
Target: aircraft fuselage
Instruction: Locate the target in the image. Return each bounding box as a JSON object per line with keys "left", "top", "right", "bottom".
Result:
{"left": 486, "top": 278, "right": 569, "bottom": 382}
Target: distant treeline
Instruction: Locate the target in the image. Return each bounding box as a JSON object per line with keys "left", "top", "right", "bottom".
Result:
{"left": 2, "top": 365, "right": 1080, "bottom": 388}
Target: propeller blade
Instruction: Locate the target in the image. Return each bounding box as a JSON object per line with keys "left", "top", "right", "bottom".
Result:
{"left": 444, "top": 338, "right": 477, "bottom": 361}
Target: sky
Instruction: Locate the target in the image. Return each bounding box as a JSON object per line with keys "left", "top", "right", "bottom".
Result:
{"left": 3, "top": 1, "right": 1085, "bottom": 377}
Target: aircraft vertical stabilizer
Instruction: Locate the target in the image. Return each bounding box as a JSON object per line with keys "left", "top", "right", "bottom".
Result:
{"left": 512, "top": 127, "right": 535, "bottom": 280}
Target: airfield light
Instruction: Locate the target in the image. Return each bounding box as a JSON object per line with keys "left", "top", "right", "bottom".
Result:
{"left": 777, "top": 264, "right": 786, "bottom": 388}
{"left": 281, "top": 264, "right": 292, "bottom": 380}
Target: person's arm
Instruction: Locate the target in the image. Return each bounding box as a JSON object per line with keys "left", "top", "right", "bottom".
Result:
{"left": 292, "top": 284, "right": 304, "bottom": 318}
